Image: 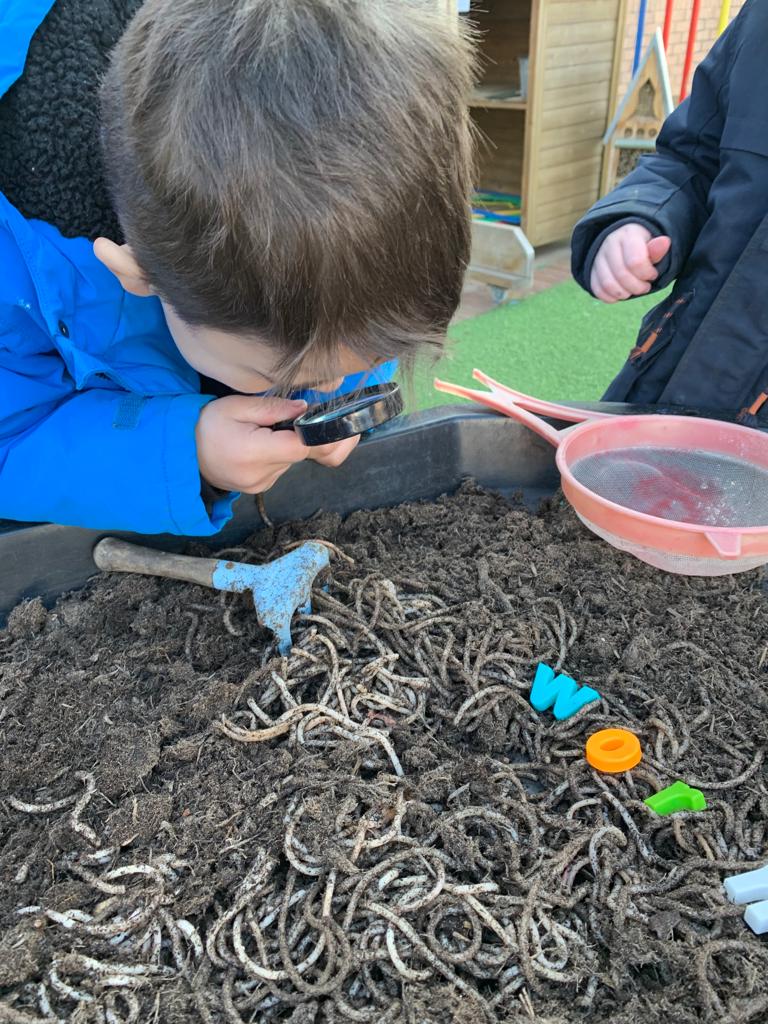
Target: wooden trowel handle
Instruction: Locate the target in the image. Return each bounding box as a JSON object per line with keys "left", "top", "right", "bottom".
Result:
{"left": 93, "top": 538, "right": 218, "bottom": 590}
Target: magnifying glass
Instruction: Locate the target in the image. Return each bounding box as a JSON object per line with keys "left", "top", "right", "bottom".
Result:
{"left": 272, "top": 382, "right": 403, "bottom": 446}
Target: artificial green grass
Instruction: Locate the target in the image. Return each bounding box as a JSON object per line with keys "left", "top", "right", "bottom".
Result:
{"left": 408, "top": 279, "right": 667, "bottom": 411}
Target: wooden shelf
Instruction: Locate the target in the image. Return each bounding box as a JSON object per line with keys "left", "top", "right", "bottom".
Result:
{"left": 465, "top": 0, "right": 627, "bottom": 246}
{"left": 470, "top": 88, "right": 527, "bottom": 111}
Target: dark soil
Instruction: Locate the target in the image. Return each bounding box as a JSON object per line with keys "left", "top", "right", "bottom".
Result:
{"left": 1, "top": 482, "right": 767, "bottom": 1024}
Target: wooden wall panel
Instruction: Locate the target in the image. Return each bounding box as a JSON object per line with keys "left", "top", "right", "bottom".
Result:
{"left": 525, "top": 0, "right": 626, "bottom": 245}
{"left": 544, "top": 79, "right": 615, "bottom": 109}
{"left": 537, "top": 137, "right": 612, "bottom": 168}
{"left": 542, "top": 100, "right": 615, "bottom": 131}
{"left": 548, "top": 0, "right": 618, "bottom": 20}
{"left": 536, "top": 186, "right": 602, "bottom": 222}
{"left": 534, "top": 210, "right": 586, "bottom": 244}
{"left": 536, "top": 155, "right": 603, "bottom": 188}
{"left": 546, "top": 20, "right": 617, "bottom": 47}
{"left": 539, "top": 118, "right": 610, "bottom": 149}
{"left": 544, "top": 40, "right": 616, "bottom": 71}
{"left": 543, "top": 61, "right": 614, "bottom": 91}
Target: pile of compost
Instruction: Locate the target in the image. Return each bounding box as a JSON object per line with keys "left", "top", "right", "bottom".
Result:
{"left": 1, "top": 482, "right": 767, "bottom": 1024}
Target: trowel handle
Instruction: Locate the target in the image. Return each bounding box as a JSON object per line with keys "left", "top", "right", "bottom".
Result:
{"left": 93, "top": 538, "right": 217, "bottom": 590}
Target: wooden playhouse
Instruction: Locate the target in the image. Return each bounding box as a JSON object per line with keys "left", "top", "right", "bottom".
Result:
{"left": 441, "top": 0, "right": 628, "bottom": 291}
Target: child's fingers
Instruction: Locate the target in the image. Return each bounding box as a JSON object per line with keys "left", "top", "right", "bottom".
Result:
{"left": 235, "top": 433, "right": 359, "bottom": 493}
{"left": 196, "top": 400, "right": 313, "bottom": 492}
{"left": 226, "top": 394, "right": 308, "bottom": 427}
{"left": 602, "top": 237, "right": 651, "bottom": 296}
{"left": 619, "top": 231, "right": 659, "bottom": 283}
{"left": 307, "top": 435, "right": 360, "bottom": 468}
{"left": 591, "top": 254, "right": 630, "bottom": 303}
{"left": 248, "top": 425, "right": 312, "bottom": 463}
{"left": 647, "top": 235, "right": 672, "bottom": 264}
{"left": 244, "top": 422, "right": 360, "bottom": 468}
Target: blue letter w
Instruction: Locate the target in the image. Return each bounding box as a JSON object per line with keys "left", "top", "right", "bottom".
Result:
{"left": 530, "top": 663, "right": 600, "bottom": 721}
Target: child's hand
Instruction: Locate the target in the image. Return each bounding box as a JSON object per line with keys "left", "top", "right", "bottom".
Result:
{"left": 305, "top": 435, "right": 360, "bottom": 468}
{"left": 590, "top": 224, "right": 672, "bottom": 303}
{"left": 196, "top": 395, "right": 358, "bottom": 494}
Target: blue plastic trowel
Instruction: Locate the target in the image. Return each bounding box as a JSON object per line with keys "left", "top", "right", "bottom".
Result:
{"left": 93, "top": 537, "right": 330, "bottom": 654}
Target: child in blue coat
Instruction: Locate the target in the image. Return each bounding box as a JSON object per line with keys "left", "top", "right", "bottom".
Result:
{"left": 0, "top": 0, "right": 475, "bottom": 535}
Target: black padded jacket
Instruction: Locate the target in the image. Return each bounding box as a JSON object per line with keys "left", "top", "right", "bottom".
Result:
{"left": 571, "top": 0, "right": 768, "bottom": 425}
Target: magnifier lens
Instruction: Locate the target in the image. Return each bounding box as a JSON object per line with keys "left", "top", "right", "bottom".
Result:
{"left": 289, "top": 383, "right": 402, "bottom": 445}
{"left": 299, "top": 392, "right": 384, "bottom": 426}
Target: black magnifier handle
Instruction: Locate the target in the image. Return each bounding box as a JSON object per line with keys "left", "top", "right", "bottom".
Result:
{"left": 271, "top": 383, "right": 402, "bottom": 446}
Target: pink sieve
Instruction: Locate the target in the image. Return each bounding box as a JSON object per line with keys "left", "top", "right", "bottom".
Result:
{"left": 434, "top": 370, "right": 768, "bottom": 576}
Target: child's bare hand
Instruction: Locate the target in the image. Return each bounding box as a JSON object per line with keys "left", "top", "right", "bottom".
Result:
{"left": 306, "top": 435, "right": 360, "bottom": 468}
{"left": 590, "top": 224, "right": 672, "bottom": 303}
{"left": 196, "top": 395, "right": 358, "bottom": 493}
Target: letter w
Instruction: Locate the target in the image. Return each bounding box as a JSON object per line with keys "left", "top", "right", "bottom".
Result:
{"left": 530, "top": 664, "right": 600, "bottom": 721}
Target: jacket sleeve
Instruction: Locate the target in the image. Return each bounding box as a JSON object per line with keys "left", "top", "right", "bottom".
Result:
{"left": 0, "top": 349, "right": 237, "bottom": 535}
{"left": 571, "top": 1, "right": 747, "bottom": 295}
{"left": 0, "top": 0, "right": 57, "bottom": 98}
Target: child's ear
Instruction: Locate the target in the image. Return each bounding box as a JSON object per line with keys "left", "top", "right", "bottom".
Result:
{"left": 93, "top": 238, "right": 154, "bottom": 297}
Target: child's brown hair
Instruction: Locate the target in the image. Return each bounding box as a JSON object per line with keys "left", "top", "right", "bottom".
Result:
{"left": 100, "top": 0, "right": 476, "bottom": 384}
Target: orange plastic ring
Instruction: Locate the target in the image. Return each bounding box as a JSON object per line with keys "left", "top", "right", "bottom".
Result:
{"left": 586, "top": 728, "right": 642, "bottom": 774}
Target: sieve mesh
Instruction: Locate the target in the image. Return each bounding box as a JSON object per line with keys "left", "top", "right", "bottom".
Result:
{"left": 570, "top": 447, "right": 768, "bottom": 528}
{"left": 575, "top": 513, "right": 768, "bottom": 577}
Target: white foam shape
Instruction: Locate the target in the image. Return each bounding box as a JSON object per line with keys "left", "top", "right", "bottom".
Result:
{"left": 744, "top": 900, "right": 768, "bottom": 936}
{"left": 723, "top": 864, "right": 768, "bottom": 905}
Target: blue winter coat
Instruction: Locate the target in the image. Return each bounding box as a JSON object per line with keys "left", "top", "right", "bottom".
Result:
{"left": 0, "top": 0, "right": 395, "bottom": 535}
{"left": 571, "top": 0, "right": 768, "bottom": 424}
